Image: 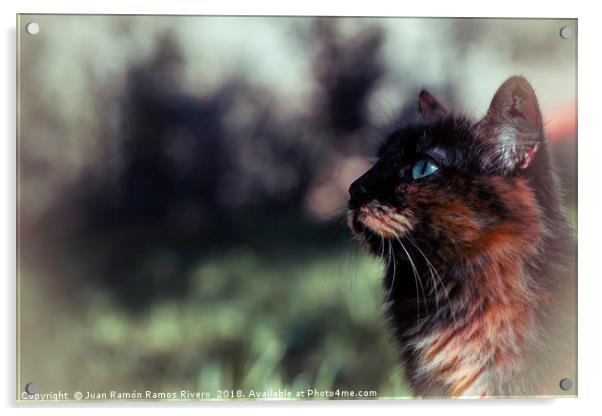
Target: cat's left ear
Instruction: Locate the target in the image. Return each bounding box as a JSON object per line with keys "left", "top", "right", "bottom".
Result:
{"left": 475, "top": 76, "right": 543, "bottom": 173}
{"left": 418, "top": 90, "right": 447, "bottom": 118}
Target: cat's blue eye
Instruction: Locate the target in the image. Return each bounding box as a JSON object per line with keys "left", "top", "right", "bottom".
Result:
{"left": 411, "top": 157, "right": 440, "bottom": 180}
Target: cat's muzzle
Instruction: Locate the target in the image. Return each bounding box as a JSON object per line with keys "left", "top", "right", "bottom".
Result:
{"left": 348, "top": 201, "right": 414, "bottom": 239}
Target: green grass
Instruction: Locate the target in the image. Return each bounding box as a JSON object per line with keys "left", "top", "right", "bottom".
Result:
{"left": 19, "top": 244, "right": 413, "bottom": 400}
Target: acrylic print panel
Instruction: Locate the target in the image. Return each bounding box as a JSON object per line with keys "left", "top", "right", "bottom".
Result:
{"left": 17, "top": 14, "right": 577, "bottom": 401}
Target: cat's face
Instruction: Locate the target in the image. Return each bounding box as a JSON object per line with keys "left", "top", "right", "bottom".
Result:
{"left": 348, "top": 77, "right": 545, "bottom": 262}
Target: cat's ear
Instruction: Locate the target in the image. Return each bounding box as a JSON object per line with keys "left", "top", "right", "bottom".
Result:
{"left": 475, "top": 76, "right": 543, "bottom": 172}
{"left": 418, "top": 90, "right": 447, "bottom": 118}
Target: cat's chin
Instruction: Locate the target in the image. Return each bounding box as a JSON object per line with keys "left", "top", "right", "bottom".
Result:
{"left": 348, "top": 202, "right": 414, "bottom": 240}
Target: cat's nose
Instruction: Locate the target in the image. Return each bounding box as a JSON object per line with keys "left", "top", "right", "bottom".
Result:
{"left": 349, "top": 180, "right": 369, "bottom": 203}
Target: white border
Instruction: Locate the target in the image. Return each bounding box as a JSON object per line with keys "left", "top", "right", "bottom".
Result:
{"left": 2, "top": 1, "right": 599, "bottom": 415}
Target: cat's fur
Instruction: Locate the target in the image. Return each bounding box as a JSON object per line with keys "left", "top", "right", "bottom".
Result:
{"left": 347, "top": 77, "right": 575, "bottom": 397}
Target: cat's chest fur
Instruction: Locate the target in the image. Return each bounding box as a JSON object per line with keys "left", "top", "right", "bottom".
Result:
{"left": 385, "top": 260, "right": 545, "bottom": 397}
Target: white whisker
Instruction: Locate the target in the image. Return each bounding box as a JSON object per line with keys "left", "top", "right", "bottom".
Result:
{"left": 386, "top": 240, "right": 396, "bottom": 303}
{"left": 406, "top": 235, "right": 457, "bottom": 324}
{"left": 392, "top": 234, "right": 427, "bottom": 322}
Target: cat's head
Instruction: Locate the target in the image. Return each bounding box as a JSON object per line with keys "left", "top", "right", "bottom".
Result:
{"left": 347, "top": 76, "right": 546, "bottom": 262}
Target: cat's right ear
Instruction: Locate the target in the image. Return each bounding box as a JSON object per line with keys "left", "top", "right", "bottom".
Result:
{"left": 475, "top": 76, "right": 543, "bottom": 173}
{"left": 418, "top": 90, "right": 447, "bottom": 118}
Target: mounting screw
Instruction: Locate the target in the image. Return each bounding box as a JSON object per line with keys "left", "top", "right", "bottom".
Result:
{"left": 559, "top": 26, "right": 573, "bottom": 39}
{"left": 25, "top": 22, "right": 40, "bottom": 35}
{"left": 559, "top": 378, "right": 573, "bottom": 391}
{"left": 24, "top": 382, "right": 38, "bottom": 395}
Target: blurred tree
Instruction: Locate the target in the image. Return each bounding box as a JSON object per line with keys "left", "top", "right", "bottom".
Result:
{"left": 311, "top": 20, "right": 384, "bottom": 135}
{"left": 70, "top": 22, "right": 387, "bottom": 309}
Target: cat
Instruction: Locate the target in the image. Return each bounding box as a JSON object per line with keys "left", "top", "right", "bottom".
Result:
{"left": 347, "top": 76, "right": 575, "bottom": 398}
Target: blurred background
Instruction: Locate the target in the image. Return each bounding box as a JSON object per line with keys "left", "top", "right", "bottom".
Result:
{"left": 17, "top": 15, "right": 577, "bottom": 399}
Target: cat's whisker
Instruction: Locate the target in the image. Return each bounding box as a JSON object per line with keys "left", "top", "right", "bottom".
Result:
{"left": 417, "top": 250, "right": 444, "bottom": 317}
{"left": 406, "top": 243, "right": 429, "bottom": 315}
{"left": 379, "top": 235, "right": 386, "bottom": 261}
{"left": 386, "top": 240, "right": 396, "bottom": 303}
{"left": 393, "top": 233, "right": 428, "bottom": 321}
{"left": 389, "top": 236, "right": 419, "bottom": 321}
{"left": 406, "top": 236, "right": 441, "bottom": 303}
{"left": 406, "top": 235, "right": 457, "bottom": 324}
